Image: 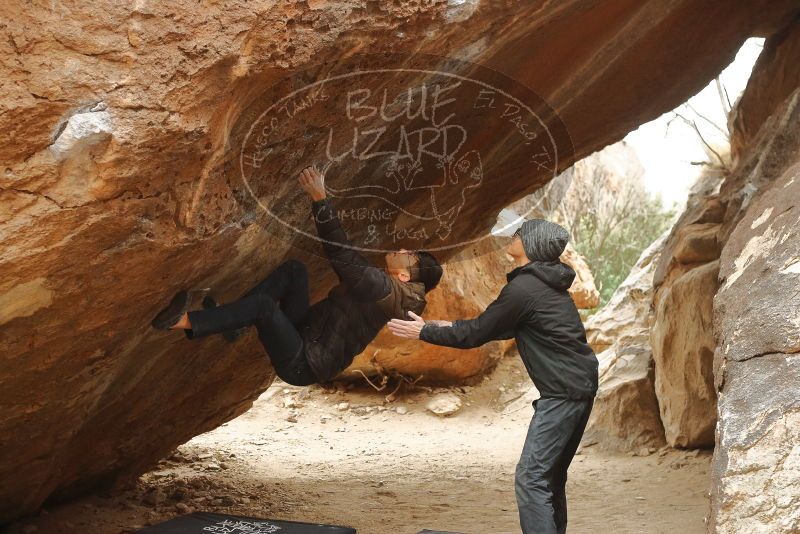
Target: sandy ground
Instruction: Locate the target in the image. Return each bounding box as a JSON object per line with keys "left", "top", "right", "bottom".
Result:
{"left": 3, "top": 357, "right": 712, "bottom": 534}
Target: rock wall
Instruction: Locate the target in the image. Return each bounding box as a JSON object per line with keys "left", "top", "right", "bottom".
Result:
{"left": 712, "top": 164, "right": 800, "bottom": 533}
{"left": 650, "top": 169, "right": 726, "bottom": 449}
{"left": 2, "top": 0, "right": 800, "bottom": 525}
{"left": 583, "top": 233, "right": 667, "bottom": 452}
{"left": 649, "top": 16, "right": 800, "bottom": 532}
{"left": 708, "top": 19, "right": 800, "bottom": 533}
{"left": 652, "top": 259, "right": 719, "bottom": 448}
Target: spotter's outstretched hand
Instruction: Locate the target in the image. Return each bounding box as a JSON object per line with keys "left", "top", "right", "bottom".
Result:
{"left": 388, "top": 311, "right": 427, "bottom": 340}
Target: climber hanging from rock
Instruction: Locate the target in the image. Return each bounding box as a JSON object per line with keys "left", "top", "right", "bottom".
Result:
{"left": 387, "top": 218, "right": 598, "bottom": 534}
{"left": 151, "top": 165, "right": 443, "bottom": 386}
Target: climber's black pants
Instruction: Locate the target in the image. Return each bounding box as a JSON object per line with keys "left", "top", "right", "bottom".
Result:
{"left": 515, "top": 397, "right": 594, "bottom": 534}
{"left": 186, "top": 260, "right": 318, "bottom": 386}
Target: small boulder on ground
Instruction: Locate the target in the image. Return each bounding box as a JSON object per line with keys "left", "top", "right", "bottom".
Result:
{"left": 426, "top": 393, "right": 463, "bottom": 416}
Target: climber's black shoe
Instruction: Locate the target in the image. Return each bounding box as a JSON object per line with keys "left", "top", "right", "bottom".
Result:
{"left": 151, "top": 290, "right": 191, "bottom": 330}
{"left": 201, "top": 296, "right": 246, "bottom": 342}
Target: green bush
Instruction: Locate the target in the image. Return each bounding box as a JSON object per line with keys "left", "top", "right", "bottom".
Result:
{"left": 569, "top": 186, "right": 675, "bottom": 312}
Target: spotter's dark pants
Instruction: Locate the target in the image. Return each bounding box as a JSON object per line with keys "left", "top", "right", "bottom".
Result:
{"left": 186, "top": 260, "right": 318, "bottom": 386}
{"left": 515, "top": 397, "right": 594, "bottom": 534}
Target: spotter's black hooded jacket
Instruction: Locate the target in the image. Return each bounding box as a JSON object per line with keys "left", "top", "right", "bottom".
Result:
{"left": 420, "top": 261, "right": 598, "bottom": 400}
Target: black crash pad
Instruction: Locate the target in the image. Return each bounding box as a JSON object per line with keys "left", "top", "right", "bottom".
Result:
{"left": 136, "top": 512, "right": 356, "bottom": 533}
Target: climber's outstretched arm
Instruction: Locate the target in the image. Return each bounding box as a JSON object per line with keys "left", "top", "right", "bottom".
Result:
{"left": 297, "top": 166, "right": 392, "bottom": 302}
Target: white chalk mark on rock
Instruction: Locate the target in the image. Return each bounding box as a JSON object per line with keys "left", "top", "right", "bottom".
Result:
{"left": 722, "top": 225, "right": 779, "bottom": 290}
{"left": 750, "top": 207, "right": 773, "bottom": 229}
{"left": 780, "top": 258, "right": 800, "bottom": 275}
{"left": 50, "top": 109, "right": 112, "bottom": 161}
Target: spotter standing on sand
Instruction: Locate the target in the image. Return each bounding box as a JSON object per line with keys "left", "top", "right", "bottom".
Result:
{"left": 152, "top": 166, "right": 442, "bottom": 386}
{"left": 388, "top": 219, "right": 598, "bottom": 534}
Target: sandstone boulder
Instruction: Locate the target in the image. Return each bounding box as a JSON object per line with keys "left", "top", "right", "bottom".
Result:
{"left": 2, "top": 0, "right": 800, "bottom": 524}
{"left": 426, "top": 392, "right": 463, "bottom": 417}
{"left": 585, "top": 346, "right": 664, "bottom": 452}
{"left": 625, "top": 22, "right": 800, "bottom": 526}
{"left": 651, "top": 260, "right": 718, "bottom": 448}
{"left": 650, "top": 168, "right": 727, "bottom": 449}
{"left": 710, "top": 49, "right": 800, "bottom": 529}
{"left": 583, "top": 234, "right": 666, "bottom": 451}
{"left": 671, "top": 223, "right": 720, "bottom": 264}
{"left": 711, "top": 353, "right": 800, "bottom": 534}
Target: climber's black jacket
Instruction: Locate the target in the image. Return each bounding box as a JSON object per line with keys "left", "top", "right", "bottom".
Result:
{"left": 420, "top": 261, "right": 598, "bottom": 400}
{"left": 302, "top": 198, "right": 426, "bottom": 382}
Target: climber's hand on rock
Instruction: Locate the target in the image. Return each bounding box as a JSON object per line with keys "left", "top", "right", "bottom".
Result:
{"left": 388, "top": 311, "right": 427, "bottom": 340}
{"left": 298, "top": 165, "right": 326, "bottom": 201}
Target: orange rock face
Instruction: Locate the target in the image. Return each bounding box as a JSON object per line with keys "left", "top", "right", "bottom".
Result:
{"left": 1, "top": 0, "right": 799, "bottom": 524}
